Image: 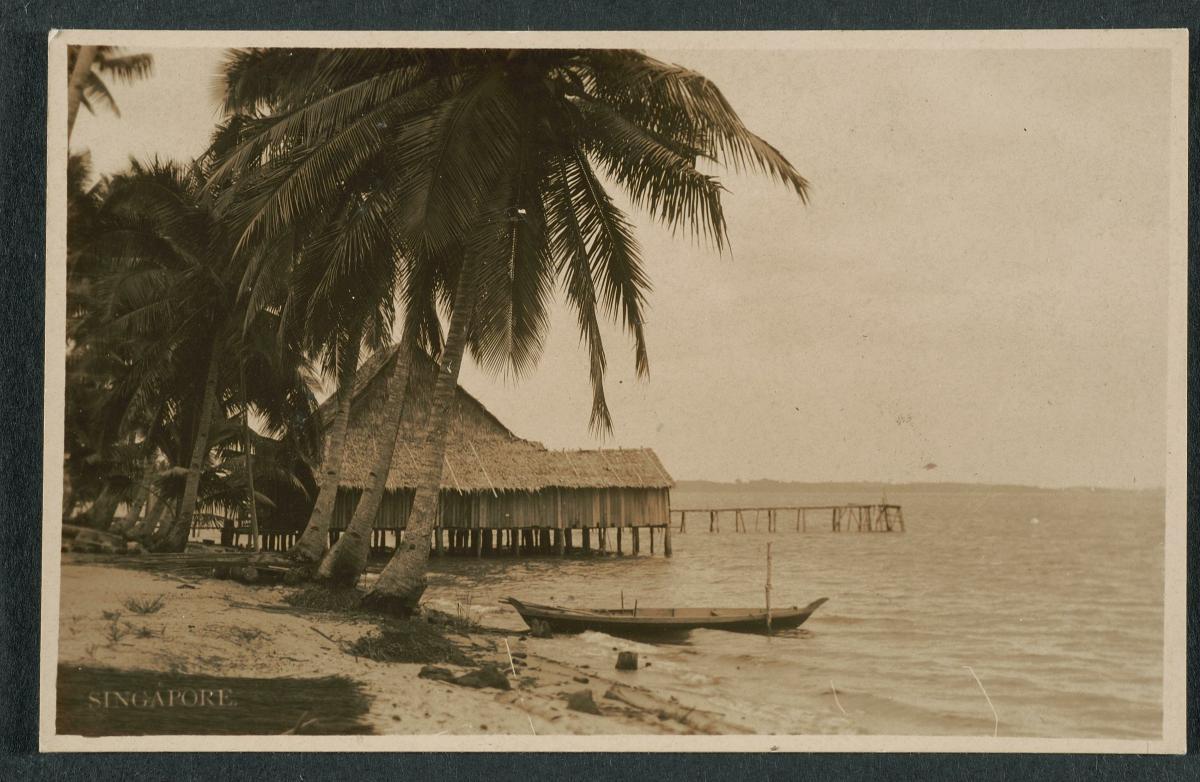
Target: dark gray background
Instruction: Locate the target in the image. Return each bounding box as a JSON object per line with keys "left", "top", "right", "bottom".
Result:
{"left": 2, "top": 1, "right": 1196, "bottom": 778}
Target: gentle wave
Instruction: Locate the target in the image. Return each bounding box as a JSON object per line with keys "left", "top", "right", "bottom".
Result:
{"left": 425, "top": 488, "right": 1164, "bottom": 737}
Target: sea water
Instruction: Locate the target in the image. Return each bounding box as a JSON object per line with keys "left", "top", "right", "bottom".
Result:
{"left": 420, "top": 487, "right": 1165, "bottom": 738}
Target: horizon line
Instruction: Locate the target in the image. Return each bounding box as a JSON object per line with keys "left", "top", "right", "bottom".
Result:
{"left": 673, "top": 478, "right": 1166, "bottom": 493}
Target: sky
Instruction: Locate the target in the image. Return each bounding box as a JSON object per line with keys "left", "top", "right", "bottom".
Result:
{"left": 68, "top": 44, "right": 1174, "bottom": 489}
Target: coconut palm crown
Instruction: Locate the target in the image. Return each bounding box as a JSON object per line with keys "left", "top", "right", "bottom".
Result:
{"left": 212, "top": 47, "right": 808, "bottom": 433}
{"left": 211, "top": 47, "right": 809, "bottom": 610}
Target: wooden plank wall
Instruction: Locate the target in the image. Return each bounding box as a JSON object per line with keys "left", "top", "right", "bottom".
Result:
{"left": 330, "top": 486, "right": 671, "bottom": 531}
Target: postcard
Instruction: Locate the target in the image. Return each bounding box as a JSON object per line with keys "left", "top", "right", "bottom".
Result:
{"left": 41, "top": 28, "right": 1188, "bottom": 753}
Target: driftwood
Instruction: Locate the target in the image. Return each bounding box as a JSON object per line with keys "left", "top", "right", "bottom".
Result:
{"left": 66, "top": 548, "right": 297, "bottom": 583}
{"left": 603, "top": 683, "right": 753, "bottom": 735}
{"left": 61, "top": 525, "right": 137, "bottom": 554}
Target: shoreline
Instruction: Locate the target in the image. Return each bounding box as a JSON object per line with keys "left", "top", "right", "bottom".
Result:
{"left": 54, "top": 560, "right": 759, "bottom": 736}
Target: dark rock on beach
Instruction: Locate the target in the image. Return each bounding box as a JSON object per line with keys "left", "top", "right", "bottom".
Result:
{"left": 565, "top": 689, "right": 602, "bottom": 715}
{"left": 418, "top": 665, "right": 457, "bottom": 683}
{"left": 452, "top": 665, "right": 511, "bottom": 691}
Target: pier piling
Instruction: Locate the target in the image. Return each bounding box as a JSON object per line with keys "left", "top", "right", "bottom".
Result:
{"left": 672, "top": 504, "right": 904, "bottom": 535}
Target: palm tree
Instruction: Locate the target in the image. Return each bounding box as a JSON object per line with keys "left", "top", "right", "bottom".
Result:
{"left": 67, "top": 46, "right": 154, "bottom": 139}
{"left": 209, "top": 141, "right": 408, "bottom": 564}
{"left": 208, "top": 80, "right": 441, "bottom": 570}
{"left": 212, "top": 48, "right": 808, "bottom": 609}
{"left": 78, "top": 158, "right": 306, "bottom": 551}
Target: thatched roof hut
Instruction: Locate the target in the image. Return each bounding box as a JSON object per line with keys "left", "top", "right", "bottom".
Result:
{"left": 314, "top": 345, "right": 674, "bottom": 537}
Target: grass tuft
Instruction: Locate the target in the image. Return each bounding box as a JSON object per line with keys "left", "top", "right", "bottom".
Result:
{"left": 230, "top": 626, "right": 266, "bottom": 643}
{"left": 124, "top": 595, "right": 167, "bottom": 615}
{"left": 104, "top": 621, "right": 128, "bottom": 645}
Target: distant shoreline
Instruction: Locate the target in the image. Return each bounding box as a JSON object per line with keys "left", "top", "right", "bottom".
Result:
{"left": 673, "top": 480, "right": 1165, "bottom": 495}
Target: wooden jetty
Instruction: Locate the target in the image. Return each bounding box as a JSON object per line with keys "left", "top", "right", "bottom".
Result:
{"left": 671, "top": 504, "right": 904, "bottom": 533}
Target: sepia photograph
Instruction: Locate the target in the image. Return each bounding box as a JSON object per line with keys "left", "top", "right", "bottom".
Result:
{"left": 40, "top": 29, "right": 1187, "bottom": 752}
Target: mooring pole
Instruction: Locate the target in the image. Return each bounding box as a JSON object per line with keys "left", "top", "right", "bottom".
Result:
{"left": 765, "top": 542, "right": 773, "bottom": 636}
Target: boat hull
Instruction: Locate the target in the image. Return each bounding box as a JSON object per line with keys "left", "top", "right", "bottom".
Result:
{"left": 502, "top": 597, "right": 828, "bottom": 638}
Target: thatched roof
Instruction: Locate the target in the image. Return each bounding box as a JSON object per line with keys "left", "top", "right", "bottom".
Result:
{"left": 319, "top": 345, "right": 673, "bottom": 492}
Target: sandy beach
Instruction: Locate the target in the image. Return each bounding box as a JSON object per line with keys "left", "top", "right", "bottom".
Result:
{"left": 55, "top": 559, "right": 759, "bottom": 736}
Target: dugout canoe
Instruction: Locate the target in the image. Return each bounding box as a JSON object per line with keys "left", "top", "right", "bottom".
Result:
{"left": 501, "top": 596, "right": 828, "bottom": 637}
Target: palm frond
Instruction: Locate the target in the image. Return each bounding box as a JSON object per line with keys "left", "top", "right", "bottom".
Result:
{"left": 95, "top": 51, "right": 154, "bottom": 84}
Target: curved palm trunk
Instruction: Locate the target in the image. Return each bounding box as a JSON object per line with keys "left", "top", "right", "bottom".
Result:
{"left": 239, "top": 360, "right": 261, "bottom": 552}
{"left": 316, "top": 332, "right": 417, "bottom": 586}
{"left": 112, "top": 400, "right": 166, "bottom": 537}
{"left": 111, "top": 460, "right": 155, "bottom": 535}
{"left": 291, "top": 325, "right": 364, "bottom": 565}
{"left": 131, "top": 495, "right": 168, "bottom": 541}
{"left": 153, "top": 342, "right": 222, "bottom": 552}
{"left": 66, "top": 45, "right": 98, "bottom": 140}
{"left": 89, "top": 483, "right": 120, "bottom": 530}
{"left": 363, "top": 257, "right": 480, "bottom": 615}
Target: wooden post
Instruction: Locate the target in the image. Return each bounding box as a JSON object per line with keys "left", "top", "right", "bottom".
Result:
{"left": 765, "top": 542, "right": 773, "bottom": 635}
{"left": 663, "top": 523, "right": 672, "bottom": 557}
{"left": 617, "top": 526, "right": 623, "bottom": 554}
{"left": 557, "top": 528, "right": 566, "bottom": 556}
{"left": 582, "top": 527, "right": 590, "bottom": 553}
{"left": 680, "top": 511, "right": 687, "bottom": 533}
{"left": 633, "top": 527, "right": 641, "bottom": 555}
{"left": 735, "top": 509, "right": 743, "bottom": 532}
{"left": 474, "top": 528, "right": 482, "bottom": 558}
{"left": 649, "top": 526, "right": 655, "bottom": 554}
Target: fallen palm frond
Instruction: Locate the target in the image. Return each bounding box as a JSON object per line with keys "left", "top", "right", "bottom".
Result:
{"left": 347, "top": 621, "right": 473, "bottom": 666}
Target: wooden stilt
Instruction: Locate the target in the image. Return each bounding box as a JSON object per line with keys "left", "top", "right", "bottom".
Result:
{"left": 664, "top": 523, "right": 672, "bottom": 557}
{"left": 633, "top": 527, "right": 641, "bottom": 554}
{"left": 617, "top": 527, "right": 624, "bottom": 554}
{"left": 650, "top": 526, "right": 655, "bottom": 554}
{"left": 474, "top": 528, "right": 482, "bottom": 558}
